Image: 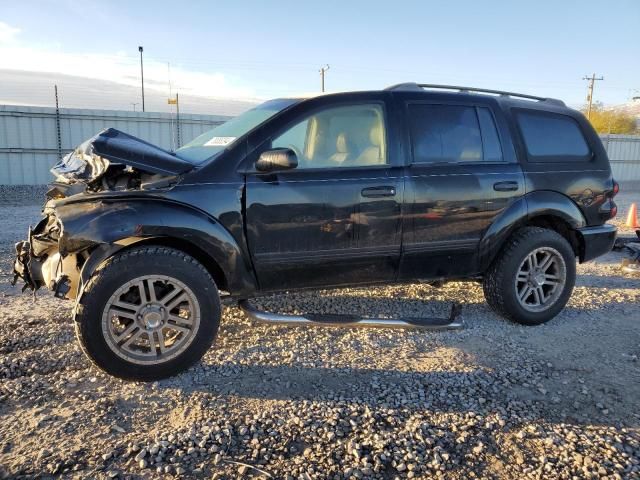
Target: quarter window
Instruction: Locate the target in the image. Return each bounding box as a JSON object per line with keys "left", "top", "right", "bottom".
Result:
{"left": 516, "top": 110, "right": 590, "bottom": 159}
{"left": 271, "top": 104, "right": 387, "bottom": 169}
{"left": 408, "top": 104, "right": 483, "bottom": 164}
{"left": 477, "top": 107, "right": 503, "bottom": 162}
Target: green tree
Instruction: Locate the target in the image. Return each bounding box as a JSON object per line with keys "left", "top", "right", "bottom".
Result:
{"left": 582, "top": 104, "right": 638, "bottom": 134}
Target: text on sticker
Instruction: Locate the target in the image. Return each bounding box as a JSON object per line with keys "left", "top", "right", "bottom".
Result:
{"left": 204, "top": 137, "right": 237, "bottom": 147}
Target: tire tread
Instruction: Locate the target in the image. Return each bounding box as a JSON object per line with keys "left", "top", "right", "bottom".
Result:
{"left": 483, "top": 226, "right": 574, "bottom": 325}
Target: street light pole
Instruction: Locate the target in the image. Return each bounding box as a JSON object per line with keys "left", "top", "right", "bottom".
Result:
{"left": 138, "top": 46, "right": 145, "bottom": 112}
{"left": 319, "top": 64, "right": 330, "bottom": 93}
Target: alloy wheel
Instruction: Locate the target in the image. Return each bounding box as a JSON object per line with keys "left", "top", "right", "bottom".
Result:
{"left": 101, "top": 275, "right": 201, "bottom": 365}
{"left": 514, "top": 247, "right": 567, "bottom": 312}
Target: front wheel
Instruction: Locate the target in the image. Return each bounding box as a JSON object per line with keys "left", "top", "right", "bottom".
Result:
{"left": 483, "top": 227, "right": 576, "bottom": 325}
{"left": 75, "top": 246, "right": 221, "bottom": 380}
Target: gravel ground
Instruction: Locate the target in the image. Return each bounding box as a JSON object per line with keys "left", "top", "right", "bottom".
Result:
{"left": 0, "top": 192, "right": 639, "bottom": 479}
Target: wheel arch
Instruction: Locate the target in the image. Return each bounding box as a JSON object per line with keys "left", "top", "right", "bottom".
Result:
{"left": 479, "top": 191, "right": 587, "bottom": 271}
{"left": 88, "top": 236, "right": 231, "bottom": 294}
{"left": 52, "top": 197, "right": 257, "bottom": 298}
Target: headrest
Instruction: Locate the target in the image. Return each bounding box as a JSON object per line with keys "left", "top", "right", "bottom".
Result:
{"left": 369, "top": 124, "right": 383, "bottom": 147}
{"left": 336, "top": 133, "right": 349, "bottom": 153}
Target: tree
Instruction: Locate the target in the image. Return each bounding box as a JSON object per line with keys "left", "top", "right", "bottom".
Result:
{"left": 582, "top": 104, "right": 638, "bottom": 134}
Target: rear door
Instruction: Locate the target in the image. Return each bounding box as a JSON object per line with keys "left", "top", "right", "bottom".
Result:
{"left": 245, "top": 96, "right": 404, "bottom": 291}
{"left": 398, "top": 98, "right": 524, "bottom": 280}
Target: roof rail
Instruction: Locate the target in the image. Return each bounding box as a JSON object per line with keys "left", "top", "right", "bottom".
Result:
{"left": 385, "top": 82, "right": 565, "bottom": 106}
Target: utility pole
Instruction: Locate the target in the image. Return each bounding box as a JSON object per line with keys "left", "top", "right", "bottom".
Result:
{"left": 176, "top": 92, "right": 181, "bottom": 148}
{"left": 131, "top": 103, "right": 139, "bottom": 112}
{"left": 54, "top": 85, "right": 62, "bottom": 160}
{"left": 168, "top": 94, "right": 179, "bottom": 150}
{"left": 138, "top": 46, "right": 145, "bottom": 112}
{"left": 583, "top": 73, "right": 604, "bottom": 120}
{"left": 319, "top": 64, "right": 330, "bottom": 92}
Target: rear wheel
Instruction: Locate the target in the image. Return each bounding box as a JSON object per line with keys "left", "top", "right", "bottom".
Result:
{"left": 75, "top": 246, "right": 221, "bottom": 380}
{"left": 483, "top": 227, "right": 576, "bottom": 325}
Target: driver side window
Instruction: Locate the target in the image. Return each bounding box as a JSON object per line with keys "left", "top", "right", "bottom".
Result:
{"left": 271, "top": 104, "right": 387, "bottom": 169}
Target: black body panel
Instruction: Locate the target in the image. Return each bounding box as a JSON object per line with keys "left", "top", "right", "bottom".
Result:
{"left": 577, "top": 224, "right": 617, "bottom": 262}
{"left": 246, "top": 166, "right": 404, "bottom": 290}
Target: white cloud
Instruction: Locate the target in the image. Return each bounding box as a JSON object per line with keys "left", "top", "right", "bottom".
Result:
{"left": 0, "top": 25, "right": 258, "bottom": 101}
{"left": 0, "top": 22, "right": 21, "bottom": 44}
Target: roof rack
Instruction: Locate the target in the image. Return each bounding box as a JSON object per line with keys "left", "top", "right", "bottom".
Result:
{"left": 385, "top": 82, "right": 565, "bottom": 106}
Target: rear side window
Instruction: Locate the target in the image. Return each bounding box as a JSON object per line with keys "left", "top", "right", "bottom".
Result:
{"left": 408, "top": 104, "right": 503, "bottom": 164}
{"left": 516, "top": 110, "right": 590, "bottom": 160}
{"left": 409, "top": 104, "right": 481, "bottom": 163}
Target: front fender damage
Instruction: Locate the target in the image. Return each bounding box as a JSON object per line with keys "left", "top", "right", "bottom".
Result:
{"left": 12, "top": 212, "right": 87, "bottom": 299}
{"left": 12, "top": 201, "right": 120, "bottom": 300}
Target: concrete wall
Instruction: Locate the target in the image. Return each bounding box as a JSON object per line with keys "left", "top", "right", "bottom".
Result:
{"left": 0, "top": 105, "right": 229, "bottom": 185}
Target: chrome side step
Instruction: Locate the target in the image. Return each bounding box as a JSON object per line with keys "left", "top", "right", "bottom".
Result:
{"left": 238, "top": 300, "right": 463, "bottom": 331}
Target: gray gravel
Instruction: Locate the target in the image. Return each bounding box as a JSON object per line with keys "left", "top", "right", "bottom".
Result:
{"left": 0, "top": 194, "right": 639, "bottom": 479}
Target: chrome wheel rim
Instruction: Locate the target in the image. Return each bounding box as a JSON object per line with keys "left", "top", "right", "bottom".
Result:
{"left": 514, "top": 247, "right": 566, "bottom": 312}
{"left": 102, "top": 275, "right": 200, "bottom": 365}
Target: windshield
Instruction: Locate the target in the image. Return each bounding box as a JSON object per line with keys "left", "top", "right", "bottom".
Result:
{"left": 176, "top": 98, "right": 300, "bottom": 163}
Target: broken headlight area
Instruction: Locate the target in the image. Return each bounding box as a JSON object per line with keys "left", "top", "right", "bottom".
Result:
{"left": 12, "top": 214, "right": 87, "bottom": 300}
{"left": 49, "top": 141, "right": 144, "bottom": 198}
{"left": 48, "top": 128, "right": 190, "bottom": 199}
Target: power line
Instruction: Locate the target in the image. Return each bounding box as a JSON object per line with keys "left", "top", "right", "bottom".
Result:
{"left": 583, "top": 73, "right": 604, "bottom": 120}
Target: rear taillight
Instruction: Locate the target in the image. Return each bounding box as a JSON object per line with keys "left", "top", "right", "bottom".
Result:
{"left": 612, "top": 180, "right": 620, "bottom": 197}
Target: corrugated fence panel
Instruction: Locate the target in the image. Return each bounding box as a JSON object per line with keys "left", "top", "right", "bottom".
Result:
{"left": 600, "top": 134, "right": 640, "bottom": 182}
{"left": 0, "top": 105, "right": 229, "bottom": 185}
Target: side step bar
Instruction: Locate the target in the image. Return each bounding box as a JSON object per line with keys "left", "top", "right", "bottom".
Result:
{"left": 238, "top": 300, "right": 463, "bottom": 331}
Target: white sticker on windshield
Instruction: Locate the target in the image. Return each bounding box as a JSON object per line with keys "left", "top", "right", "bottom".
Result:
{"left": 204, "top": 136, "right": 236, "bottom": 147}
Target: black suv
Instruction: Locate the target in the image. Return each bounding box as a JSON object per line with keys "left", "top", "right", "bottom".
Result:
{"left": 13, "top": 83, "right": 618, "bottom": 380}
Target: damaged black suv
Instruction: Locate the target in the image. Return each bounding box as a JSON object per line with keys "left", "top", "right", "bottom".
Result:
{"left": 13, "top": 83, "right": 618, "bottom": 380}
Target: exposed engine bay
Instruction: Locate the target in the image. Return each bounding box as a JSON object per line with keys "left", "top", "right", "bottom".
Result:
{"left": 47, "top": 127, "right": 192, "bottom": 198}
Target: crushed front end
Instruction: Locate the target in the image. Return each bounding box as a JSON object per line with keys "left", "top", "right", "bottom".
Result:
{"left": 11, "top": 127, "right": 193, "bottom": 300}
{"left": 12, "top": 208, "right": 86, "bottom": 299}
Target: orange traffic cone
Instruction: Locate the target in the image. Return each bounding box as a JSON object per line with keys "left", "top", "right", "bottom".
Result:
{"left": 626, "top": 203, "right": 639, "bottom": 228}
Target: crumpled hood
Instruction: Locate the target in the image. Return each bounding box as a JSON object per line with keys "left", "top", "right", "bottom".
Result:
{"left": 51, "top": 128, "right": 195, "bottom": 185}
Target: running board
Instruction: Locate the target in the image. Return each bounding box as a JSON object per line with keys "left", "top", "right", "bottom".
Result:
{"left": 238, "top": 300, "right": 463, "bottom": 330}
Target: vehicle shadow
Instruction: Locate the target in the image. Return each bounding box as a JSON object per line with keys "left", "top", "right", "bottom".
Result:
{"left": 151, "top": 289, "right": 637, "bottom": 477}
{"left": 575, "top": 273, "right": 638, "bottom": 288}
{"left": 159, "top": 356, "right": 637, "bottom": 436}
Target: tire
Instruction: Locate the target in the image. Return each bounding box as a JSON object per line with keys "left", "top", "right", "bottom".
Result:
{"left": 74, "top": 246, "right": 221, "bottom": 381}
{"left": 483, "top": 227, "right": 576, "bottom": 326}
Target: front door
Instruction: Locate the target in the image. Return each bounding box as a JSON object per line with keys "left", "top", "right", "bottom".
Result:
{"left": 245, "top": 101, "right": 404, "bottom": 291}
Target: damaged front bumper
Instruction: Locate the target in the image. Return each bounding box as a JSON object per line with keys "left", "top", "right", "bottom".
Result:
{"left": 12, "top": 212, "right": 83, "bottom": 299}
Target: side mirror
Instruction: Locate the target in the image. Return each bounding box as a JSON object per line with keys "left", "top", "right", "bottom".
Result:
{"left": 255, "top": 148, "right": 298, "bottom": 173}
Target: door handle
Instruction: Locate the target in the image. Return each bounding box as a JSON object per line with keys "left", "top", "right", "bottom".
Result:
{"left": 361, "top": 186, "right": 396, "bottom": 198}
{"left": 493, "top": 181, "right": 519, "bottom": 192}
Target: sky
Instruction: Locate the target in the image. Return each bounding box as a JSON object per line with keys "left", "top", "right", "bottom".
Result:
{"left": 1, "top": 0, "right": 639, "bottom": 113}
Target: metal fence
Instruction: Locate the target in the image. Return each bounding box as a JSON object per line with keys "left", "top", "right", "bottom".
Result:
{"left": 600, "top": 134, "right": 640, "bottom": 182}
{"left": 1, "top": 104, "right": 640, "bottom": 185}
{"left": 0, "top": 105, "right": 229, "bottom": 185}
